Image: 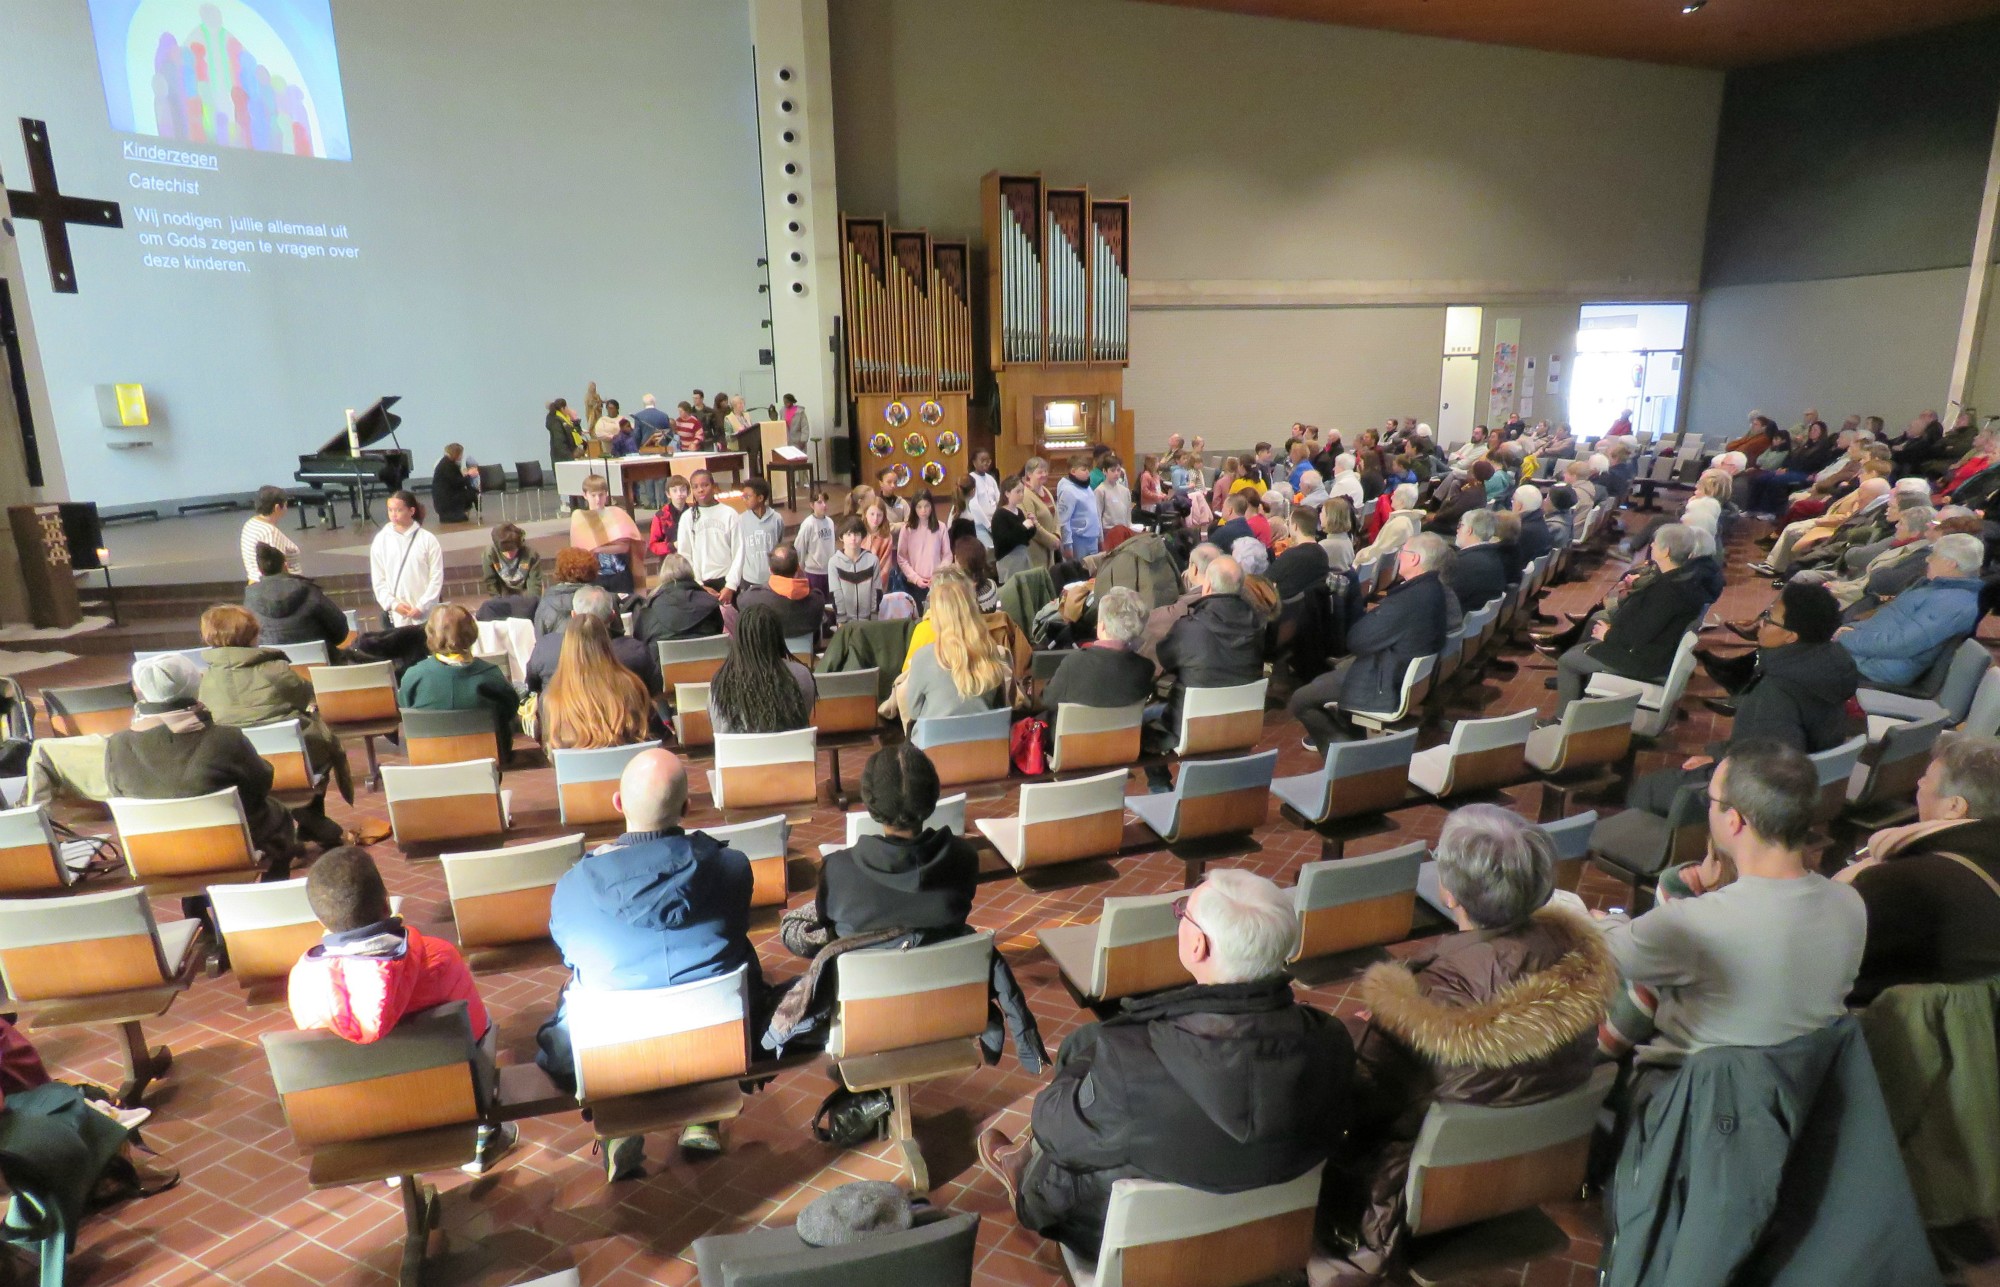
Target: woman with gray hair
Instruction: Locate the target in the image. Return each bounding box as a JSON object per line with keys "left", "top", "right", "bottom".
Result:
{"left": 1316, "top": 804, "right": 1615, "bottom": 1280}
{"left": 1040, "top": 586, "right": 1158, "bottom": 711}
{"left": 1553, "top": 521, "right": 1710, "bottom": 704}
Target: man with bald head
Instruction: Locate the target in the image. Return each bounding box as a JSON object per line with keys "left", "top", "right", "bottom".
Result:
{"left": 536, "top": 748, "right": 760, "bottom": 1172}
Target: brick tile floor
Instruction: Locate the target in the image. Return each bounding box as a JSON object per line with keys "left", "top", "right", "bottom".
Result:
{"left": 11, "top": 507, "right": 2000, "bottom": 1287}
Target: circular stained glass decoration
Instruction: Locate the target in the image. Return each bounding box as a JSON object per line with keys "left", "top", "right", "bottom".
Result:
{"left": 918, "top": 399, "right": 944, "bottom": 426}
{"left": 890, "top": 462, "right": 913, "bottom": 489}
{"left": 867, "top": 432, "right": 894, "bottom": 458}
{"left": 903, "top": 432, "right": 929, "bottom": 457}
{"left": 936, "top": 430, "right": 963, "bottom": 456}
{"left": 920, "top": 461, "right": 947, "bottom": 488}
{"left": 884, "top": 401, "right": 911, "bottom": 427}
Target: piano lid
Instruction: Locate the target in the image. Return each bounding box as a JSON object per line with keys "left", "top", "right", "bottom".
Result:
{"left": 316, "top": 396, "right": 402, "bottom": 456}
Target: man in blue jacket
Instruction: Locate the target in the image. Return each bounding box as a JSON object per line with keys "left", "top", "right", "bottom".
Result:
{"left": 535, "top": 747, "right": 759, "bottom": 1174}
{"left": 1838, "top": 533, "right": 1986, "bottom": 686}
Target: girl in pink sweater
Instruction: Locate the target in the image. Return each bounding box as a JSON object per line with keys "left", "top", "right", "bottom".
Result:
{"left": 896, "top": 492, "right": 953, "bottom": 609}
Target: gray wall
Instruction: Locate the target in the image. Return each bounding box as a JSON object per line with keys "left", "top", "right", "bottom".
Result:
{"left": 830, "top": 0, "right": 1723, "bottom": 449}
{"left": 0, "top": 0, "right": 772, "bottom": 508}
{"left": 1688, "top": 17, "right": 2000, "bottom": 431}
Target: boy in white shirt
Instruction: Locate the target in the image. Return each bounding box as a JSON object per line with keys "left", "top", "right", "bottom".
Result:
{"left": 678, "top": 471, "right": 738, "bottom": 591}
{"left": 794, "top": 492, "right": 836, "bottom": 597}
{"left": 726, "top": 479, "right": 785, "bottom": 600}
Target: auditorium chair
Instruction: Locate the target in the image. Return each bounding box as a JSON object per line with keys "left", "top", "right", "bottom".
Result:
{"left": 1588, "top": 780, "right": 1708, "bottom": 909}
{"left": 813, "top": 667, "right": 883, "bottom": 804}
{"left": 1584, "top": 632, "right": 1699, "bottom": 743}
{"left": 975, "top": 769, "right": 1128, "bottom": 874}
{"left": 707, "top": 730, "right": 818, "bottom": 810}
{"left": 1037, "top": 892, "right": 1191, "bottom": 1006}
{"left": 107, "top": 787, "right": 262, "bottom": 896}
{"left": 673, "top": 682, "right": 714, "bottom": 749}
{"left": 474, "top": 463, "right": 509, "bottom": 519}
{"left": 818, "top": 794, "right": 968, "bottom": 857}
{"left": 440, "top": 834, "right": 585, "bottom": 969}
{"left": 0, "top": 803, "right": 77, "bottom": 895}
{"left": 1061, "top": 1166, "right": 1323, "bottom": 1287}
{"left": 400, "top": 707, "right": 502, "bottom": 768}
{"left": 206, "top": 878, "right": 326, "bottom": 998}
{"left": 1347, "top": 654, "right": 1438, "bottom": 734}
{"left": 828, "top": 933, "right": 995, "bottom": 1197}
{"left": 1840, "top": 713, "right": 1948, "bottom": 841}
{"left": 657, "top": 636, "right": 731, "bottom": 689}
{"left": 693, "top": 1212, "right": 981, "bottom": 1287}
{"left": 381, "top": 760, "right": 510, "bottom": 853}
{"left": 908, "top": 708, "right": 1011, "bottom": 788}
{"left": 1290, "top": 841, "right": 1424, "bottom": 963}
{"left": 1028, "top": 649, "right": 1067, "bottom": 705}
{"left": 1271, "top": 727, "right": 1418, "bottom": 861}
{"left": 40, "top": 681, "right": 135, "bottom": 737}
{"left": 1400, "top": 1067, "right": 1617, "bottom": 1284}
{"left": 1169, "top": 680, "right": 1268, "bottom": 758}
{"left": 1125, "top": 750, "right": 1278, "bottom": 869}
{"left": 552, "top": 741, "right": 661, "bottom": 828}
{"left": 309, "top": 660, "right": 401, "bottom": 789}
{"left": 1416, "top": 810, "right": 1599, "bottom": 921}
{"left": 1857, "top": 638, "right": 1990, "bottom": 743}
{"left": 273, "top": 639, "right": 329, "bottom": 681}
{"left": 1525, "top": 692, "right": 1641, "bottom": 821}
{"left": 262, "top": 1001, "right": 487, "bottom": 1287}
{"left": 241, "top": 718, "right": 327, "bottom": 809}
{"left": 1804, "top": 734, "right": 1869, "bottom": 829}
{"left": 0, "top": 887, "right": 206, "bottom": 1105}
{"left": 566, "top": 967, "right": 754, "bottom": 1179}
{"left": 1407, "top": 709, "right": 1537, "bottom": 801}
{"left": 703, "top": 814, "right": 791, "bottom": 908}
{"left": 1047, "top": 701, "right": 1146, "bottom": 774}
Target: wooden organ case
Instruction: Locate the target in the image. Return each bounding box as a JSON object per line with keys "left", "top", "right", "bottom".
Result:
{"left": 839, "top": 216, "right": 975, "bottom": 505}
{"left": 983, "top": 171, "right": 1133, "bottom": 478}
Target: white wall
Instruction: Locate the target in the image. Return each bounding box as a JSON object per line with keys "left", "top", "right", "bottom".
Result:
{"left": 831, "top": 0, "right": 1722, "bottom": 451}
{"left": 1686, "top": 269, "right": 1967, "bottom": 431}
{"left": 0, "top": 0, "right": 773, "bottom": 507}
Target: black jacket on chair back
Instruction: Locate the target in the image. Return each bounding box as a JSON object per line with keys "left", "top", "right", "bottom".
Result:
{"left": 816, "top": 829, "right": 978, "bottom": 941}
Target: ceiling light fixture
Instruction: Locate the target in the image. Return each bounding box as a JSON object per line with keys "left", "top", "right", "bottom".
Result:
{"left": 1681, "top": 0, "right": 1705, "bottom": 11}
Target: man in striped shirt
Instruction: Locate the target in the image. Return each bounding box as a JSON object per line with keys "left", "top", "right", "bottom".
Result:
{"left": 241, "top": 486, "right": 303, "bottom": 583}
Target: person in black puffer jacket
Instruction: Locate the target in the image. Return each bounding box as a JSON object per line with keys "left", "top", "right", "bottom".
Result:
{"left": 1155, "top": 556, "right": 1265, "bottom": 730}
{"left": 1628, "top": 582, "right": 1858, "bottom": 817}
{"left": 979, "top": 869, "right": 1354, "bottom": 1262}
{"left": 242, "top": 545, "right": 348, "bottom": 649}
{"left": 635, "top": 554, "right": 725, "bottom": 649}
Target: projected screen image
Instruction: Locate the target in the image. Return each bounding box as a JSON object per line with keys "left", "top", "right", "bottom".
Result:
{"left": 88, "top": 0, "right": 351, "bottom": 161}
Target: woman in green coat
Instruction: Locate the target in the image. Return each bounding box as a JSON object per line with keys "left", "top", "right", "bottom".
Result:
{"left": 397, "top": 604, "right": 520, "bottom": 761}
{"left": 196, "top": 604, "right": 350, "bottom": 848}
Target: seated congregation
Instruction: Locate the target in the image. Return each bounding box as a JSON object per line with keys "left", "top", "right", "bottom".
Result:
{"left": 4, "top": 407, "right": 1998, "bottom": 1286}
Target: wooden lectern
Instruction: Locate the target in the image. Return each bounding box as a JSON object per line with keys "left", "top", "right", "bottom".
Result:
{"left": 8, "top": 504, "right": 81, "bottom": 628}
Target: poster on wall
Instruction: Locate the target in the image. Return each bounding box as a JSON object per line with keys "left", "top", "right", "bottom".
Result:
{"left": 1487, "top": 318, "right": 1521, "bottom": 422}
{"left": 1548, "top": 354, "right": 1561, "bottom": 390}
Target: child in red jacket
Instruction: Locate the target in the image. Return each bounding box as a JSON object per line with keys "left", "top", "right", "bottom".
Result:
{"left": 288, "top": 848, "right": 516, "bottom": 1172}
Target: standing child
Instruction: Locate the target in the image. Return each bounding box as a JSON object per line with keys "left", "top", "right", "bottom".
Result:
{"left": 875, "top": 469, "right": 910, "bottom": 526}
{"left": 672, "top": 402, "right": 703, "bottom": 452}
{"left": 862, "top": 501, "right": 897, "bottom": 589}
{"left": 896, "top": 492, "right": 952, "bottom": 610}
{"left": 795, "top": 492, "right": 836, "bottom": 597}
{"left": 647, "top": 476, "right": 692, "bottom": 559}
{"left": 725, "top": 479, "right": 785, "bottom": 600}
{"left": 831, "top": 518, "right": 882, "bottom": 624}
{"left": 967, "top": 449, "right": 1001, "bottom": 546}
{"left": 1056, "top": 452, "right": 1105, "bottom": 560}
{"left": 1097, "top": 458, "right": 1133, "bottom": 534}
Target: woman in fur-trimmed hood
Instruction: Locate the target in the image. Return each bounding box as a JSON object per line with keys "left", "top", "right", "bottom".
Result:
{"left": 1311, "top": 805, "right": 1618, "bottom": 1286}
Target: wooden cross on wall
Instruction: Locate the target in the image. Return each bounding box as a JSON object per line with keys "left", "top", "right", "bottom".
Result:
{"left": 4, "top": 119, "right": 122, "bottom": 293}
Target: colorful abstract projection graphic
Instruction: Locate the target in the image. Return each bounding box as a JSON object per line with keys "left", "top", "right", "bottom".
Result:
{"left": 90, "top": 0, "right": 352, "bottom": 161}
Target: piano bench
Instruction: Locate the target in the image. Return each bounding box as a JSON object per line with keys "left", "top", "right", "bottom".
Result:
{"left": 287, "top": 490, "right": 342, "bottom": 531}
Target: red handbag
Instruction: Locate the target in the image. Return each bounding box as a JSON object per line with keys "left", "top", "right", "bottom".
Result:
{"left": 1009, "top": 715, "right": 1049, "bottom": 775}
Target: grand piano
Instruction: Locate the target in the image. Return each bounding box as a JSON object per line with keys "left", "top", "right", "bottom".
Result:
{"left": 295, "top": 397, "right": 412, "bottom": 522}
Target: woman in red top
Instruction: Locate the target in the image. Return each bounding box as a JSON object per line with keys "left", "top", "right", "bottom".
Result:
{"left": 1933, "top": 426, "right": 1999, "bottom": 503}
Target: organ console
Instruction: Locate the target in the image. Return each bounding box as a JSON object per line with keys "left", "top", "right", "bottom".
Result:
{"left": 983, "top": 172, "right": 1132, "bottom": 478}
{"left": 294, "top": 395, "right": 412, "bottom": 522}
{"left": 840, "top": 217, "right": 974, "bottom": 502}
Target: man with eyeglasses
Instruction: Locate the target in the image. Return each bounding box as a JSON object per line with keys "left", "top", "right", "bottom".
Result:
{"left": 977, "top": 870, "right": 1352, "bottom": 1261}
{"left": 1600, "top": 741, "right": 1865, "bottom": 1065}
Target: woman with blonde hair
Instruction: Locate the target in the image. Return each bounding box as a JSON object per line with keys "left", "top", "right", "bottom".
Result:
{"left": 899, "top": 566, "right": 1010, "bottom": 723}
{"left": 540, "top": 614, "right": 650, "bottom": 750}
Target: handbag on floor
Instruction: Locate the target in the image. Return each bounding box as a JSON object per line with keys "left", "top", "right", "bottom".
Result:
{"left": 811, "top": 1087, "right": 893, "bottom": 1147}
